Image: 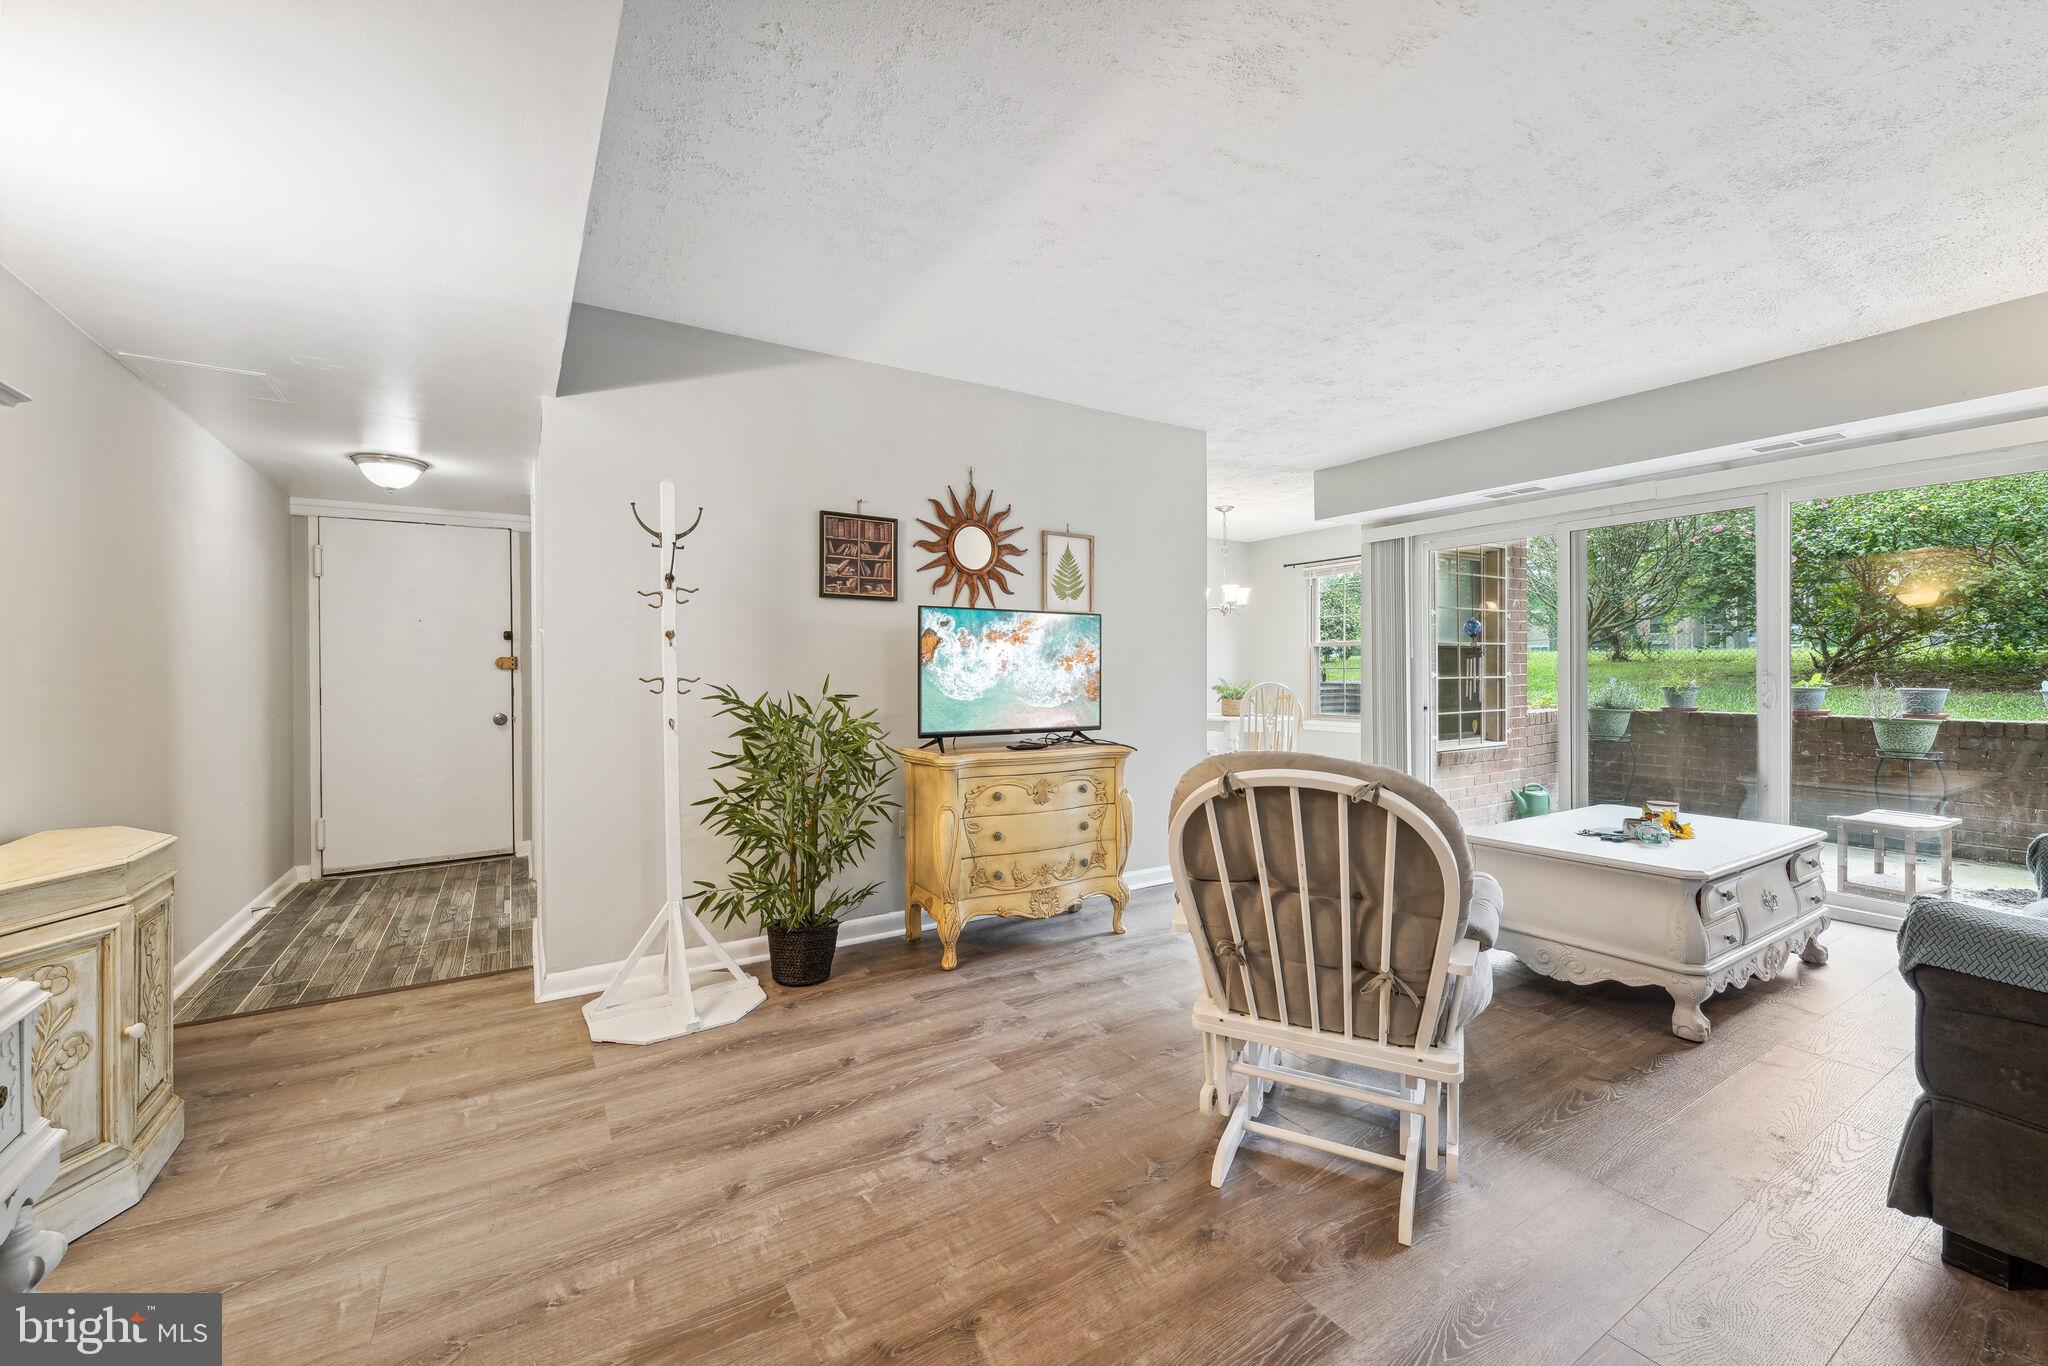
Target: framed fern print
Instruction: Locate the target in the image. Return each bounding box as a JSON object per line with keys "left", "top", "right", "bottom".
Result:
{"left": 1040, "top": 530, "right": 1094, "bottom": 611}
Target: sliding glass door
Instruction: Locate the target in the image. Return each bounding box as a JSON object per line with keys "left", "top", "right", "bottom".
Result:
{"left": 1403, "top": 453, "right": 2046, "bottom": 917}
{"left": 1788, "top": 470, "right": 2048, "bottom": 899}
{"left": 1580, "top": 507, "right": 1759, "bottom": 819}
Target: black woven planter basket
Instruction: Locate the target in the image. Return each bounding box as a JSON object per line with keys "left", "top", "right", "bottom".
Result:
{"left": 766, "top": 922, "right": 840, "bottom": 987}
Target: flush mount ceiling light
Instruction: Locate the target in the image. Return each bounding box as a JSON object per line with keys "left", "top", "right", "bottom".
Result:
{"left": 348, "top": 451, "right": 429, "bottom": 491}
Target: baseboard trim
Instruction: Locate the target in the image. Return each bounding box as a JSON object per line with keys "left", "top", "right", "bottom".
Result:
{"left": 536, "top": 869, "right": 1172, "bottom": 1002}
{"left": 536, "top": 905, "right": 907, "bottom": 1002}
{"left": 173, "top": 864, "right": 310, "bottom": 1000}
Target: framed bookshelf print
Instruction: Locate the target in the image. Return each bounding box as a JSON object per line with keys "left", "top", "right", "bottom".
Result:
{"left": 1041, "top": 529, "right": 1094, "bottom": 610}
{"left": 819, "top": 510, "right": 898, "bottom": 600}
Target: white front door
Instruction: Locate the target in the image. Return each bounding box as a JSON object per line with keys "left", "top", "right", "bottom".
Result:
{"left": 317, "top": 518, "right": 515, "bottom": 873}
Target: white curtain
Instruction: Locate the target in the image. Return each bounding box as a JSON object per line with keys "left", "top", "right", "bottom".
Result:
{"left": 1362, "top": 536, "right": 1410, "bottom": 770}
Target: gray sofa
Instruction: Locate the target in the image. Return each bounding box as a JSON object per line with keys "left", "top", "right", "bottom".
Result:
{"left": 1886, "top": 833, "right": 2048, "bottom": 1288}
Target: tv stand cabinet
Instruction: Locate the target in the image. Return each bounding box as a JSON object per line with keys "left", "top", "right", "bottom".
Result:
{"left": 897, "top": 744, "right": 1133, "bottom": 970}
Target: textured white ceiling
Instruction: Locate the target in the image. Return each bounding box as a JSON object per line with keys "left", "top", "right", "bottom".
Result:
{"left": 0, "top": 0, "right": 620, "bottom": 511}
{"left": 575, "top": 0, "right": 2048, "bottom": 539}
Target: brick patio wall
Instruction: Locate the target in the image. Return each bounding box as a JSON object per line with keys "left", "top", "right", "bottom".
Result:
{"left": 1589, "top": 709, "right": 2048, "bottom": 866}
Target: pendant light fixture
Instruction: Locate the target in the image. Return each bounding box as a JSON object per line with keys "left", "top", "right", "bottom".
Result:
{"left": 348, "top": 451, "right": 430, "bottom": 491}
{"left": 1211, "top": 505, "right": 1250, "bottom": 614}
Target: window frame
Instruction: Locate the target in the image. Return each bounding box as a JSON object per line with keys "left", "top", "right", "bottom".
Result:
{"left": 1430, "top": 544, "right": 1511, "bottom": 753}
{"left": 1305, "top": 561, "right": 1363, "bottom": 720}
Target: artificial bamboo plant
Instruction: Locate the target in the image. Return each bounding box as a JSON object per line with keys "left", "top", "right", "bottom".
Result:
{"left": 690, "top": 681, "right": 899, "bottom": 933}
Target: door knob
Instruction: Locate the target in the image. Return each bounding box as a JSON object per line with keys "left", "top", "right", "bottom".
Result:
{"left": 492, "top": 713, "right": 508, "bottom": 726}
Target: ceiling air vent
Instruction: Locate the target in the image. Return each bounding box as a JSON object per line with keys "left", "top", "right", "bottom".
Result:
{"left": 1754, "top": 431, "right": 1846, "bottom": 455}
{"left": 0, "top": 379, "right": 28, "bottom": 407}
{"left": 1479, "top": 484, "right": 1546, "bottom": 500}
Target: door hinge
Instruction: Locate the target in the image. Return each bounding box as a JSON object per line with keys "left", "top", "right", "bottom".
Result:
{"left": 312, "top": 545, "right": 324, "bottom": 577}
{"left": 315, "top": 818, "right": 326, "bottom": 851}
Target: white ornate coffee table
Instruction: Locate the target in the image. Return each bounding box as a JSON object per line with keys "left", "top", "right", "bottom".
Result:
{"left": 1467, "top": 805, "right": 1830, "bottom": 1042}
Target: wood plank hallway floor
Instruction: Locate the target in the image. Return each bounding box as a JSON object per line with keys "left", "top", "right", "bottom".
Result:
{"left": 55, "top": 887, "right": 2048, "bottom": 1365}
{"left": 174, "top": 856, "right": 534, "bottom": 1023}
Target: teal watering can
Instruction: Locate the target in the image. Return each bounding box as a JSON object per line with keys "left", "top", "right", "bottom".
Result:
{"left": 1510, "top": 783, "right": 1552, "bottom": 819}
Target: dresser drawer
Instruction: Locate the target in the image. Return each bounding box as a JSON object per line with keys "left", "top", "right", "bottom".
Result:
{"left": 963, "top": 844, "right": 1110, "bottom": 897}
{"left": 1786, "top": 846, "right": 1826, "bottom": 885}
{"left": 963, "top": 768, "right": 1112, "bottom": 815}
{"left": 963, "top": 803, "right": 1112, "bottom": 857}
{"left": 1700, "top": 861, "right": 1808, "bottom": 943}
{"left": 1702, "top": 910, "right": 1745, "bottom": 956}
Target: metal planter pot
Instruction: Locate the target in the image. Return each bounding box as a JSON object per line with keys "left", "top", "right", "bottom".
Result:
{"left": 1790, "top": 685, "right": 1830, "bottom": 713}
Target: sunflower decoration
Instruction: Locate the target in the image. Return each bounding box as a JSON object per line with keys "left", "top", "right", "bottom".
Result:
{"left": 1642, "top": 803, "right": 1696, "bottom": 840}
{"left": 913, "top": 477, "right": 1025, "bottom": 608}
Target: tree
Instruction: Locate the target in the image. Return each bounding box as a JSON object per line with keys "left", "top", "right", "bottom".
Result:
{"left": 1051, "top": 546, "right": 1086, "bottom": 603}
{"left": 1789, "top": 473, "right": 2048, "bottom": 676}
{"left": 1599, "top": 516, "right": 1740, "bottom": 658}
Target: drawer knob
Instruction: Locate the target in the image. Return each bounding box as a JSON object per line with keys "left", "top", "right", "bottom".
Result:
{"left": 992, "top": 793, "right": 1003, "bottom": 802}
{"left": 992, "top": 831, "right": 1004, "bottom": 842}
{"left": 993, "top": 871, "right": 1004, "bottom": 882}
{"left": 1079, "top": 820, "right": 1089, "bottom": 831}
{"left": 123, "top": 1022, "right": 147, "bottom": 1041}
{"left": 1078, "top": 782, "right": 1089, "bottom": 794}
{"left": 0, "top": 1084, "right": 8, "bottom": 1108}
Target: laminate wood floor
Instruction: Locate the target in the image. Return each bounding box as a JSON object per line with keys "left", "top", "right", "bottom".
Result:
{"left": 54, "top": 888, "right": 2048, "bottom": 1365}
{"left": 174, "top": 856, "right": 534, "bottom": 1024}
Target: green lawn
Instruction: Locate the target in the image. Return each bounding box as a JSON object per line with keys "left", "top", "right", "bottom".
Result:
{"left": 1526, "top": 649, "right": 2046, "bottom": 720}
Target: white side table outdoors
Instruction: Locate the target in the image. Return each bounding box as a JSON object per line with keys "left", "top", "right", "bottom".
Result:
{"left": 1831, "top": 808, "right": 1962, "bottom": 901}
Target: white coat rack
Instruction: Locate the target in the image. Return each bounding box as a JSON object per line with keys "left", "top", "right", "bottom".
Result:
{"left": 583, "top": 481, "right": 765, "bottom": 1044}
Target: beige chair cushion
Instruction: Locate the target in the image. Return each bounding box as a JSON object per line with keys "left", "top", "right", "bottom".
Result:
{"left": 1171, "top": 753, "right": 1487, "bottom": 1047}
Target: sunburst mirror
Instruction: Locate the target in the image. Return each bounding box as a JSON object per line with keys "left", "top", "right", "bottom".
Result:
{"left": 914, "top": 477, "right": 1024, "bottom": 608}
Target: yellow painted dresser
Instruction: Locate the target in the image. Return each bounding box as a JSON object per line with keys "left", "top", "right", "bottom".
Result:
{"left": 897, "top": 744, "right": 1133, "bottom": 969}
{"left": 0, "top": 827, "right": 182, "bottom": 1237}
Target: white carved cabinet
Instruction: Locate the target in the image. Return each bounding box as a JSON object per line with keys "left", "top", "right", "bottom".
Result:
{"left": 0, "top": 828, "right": 183, "bottom": 1238}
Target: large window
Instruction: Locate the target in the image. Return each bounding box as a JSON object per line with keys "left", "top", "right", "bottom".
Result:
{"left": 1789, "top": 471, "right": 2048, "bottom": 898}
{"left": 1309, "top": 564, "right": 1361, "bottom": 717}
{"left": 1401, "top": 455, "right": 2048, "bottom": 916}
{"left": 1582, "top": 507, "right": 1757, "bottom": 818}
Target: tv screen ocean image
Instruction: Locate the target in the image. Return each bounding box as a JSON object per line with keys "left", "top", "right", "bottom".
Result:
{"left": 919, "top": 607, "right": 1102, "bottom": 735}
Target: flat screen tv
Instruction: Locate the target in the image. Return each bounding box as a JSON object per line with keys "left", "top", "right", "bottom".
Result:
{"left": 918, "top": 606, "right": 1102, "bottom": 739}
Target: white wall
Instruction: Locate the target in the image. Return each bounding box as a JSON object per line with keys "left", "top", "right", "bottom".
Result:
{"left": 536, "top": 309, "right": 1207, "bottom": 975}
{"left": 1203, "top": 525, "right": 1365, "bottom": 761}
{"left": 0, "top": 269, "right": 293, "bottom": 957}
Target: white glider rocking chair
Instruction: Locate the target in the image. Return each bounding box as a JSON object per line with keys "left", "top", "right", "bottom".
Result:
{"left": 1168, "top": 753, "right": 1501, "bottom": 1246}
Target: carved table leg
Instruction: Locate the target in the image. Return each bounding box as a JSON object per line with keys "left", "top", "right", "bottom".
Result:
{"left": 0, "top": 1200, "right": 66, "bottom": 1293}
{"left": 1669, "top": 978, "right": 1713, "bottom": 1043}
{"left": 1109, "top": 883, "right": 1129, "bottom": 935}
{"left": 936, "top": 908, "right": 961, "bottom": 971}
{"left": 1800, "top": 927, "right": 1830, "bottom": 966}
{"left": 904, "top": 898, "right": 924, "bottom": 943}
